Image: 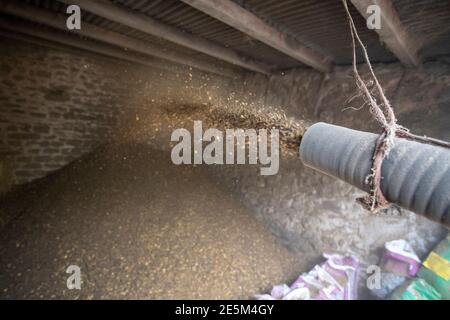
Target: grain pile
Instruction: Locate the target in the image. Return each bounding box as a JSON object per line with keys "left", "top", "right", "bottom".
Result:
{"left": 0, "top": 141, "right": 304, "bottom": 299}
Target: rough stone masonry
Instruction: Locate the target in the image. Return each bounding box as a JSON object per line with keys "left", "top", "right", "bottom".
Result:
{"left": 0, "top": 37, "right": 131, "bottom": 189}
{"left": 0, "top": 36, "right": 235, "bottom": 191}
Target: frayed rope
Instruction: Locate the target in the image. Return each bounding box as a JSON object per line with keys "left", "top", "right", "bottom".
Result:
{"left": 341, "top": 0, "right": 450, "bottom": 212}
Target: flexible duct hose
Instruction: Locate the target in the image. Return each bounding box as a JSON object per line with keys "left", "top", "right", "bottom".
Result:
{"left": 300, "top": 122, "right": 450, "bottom": 228}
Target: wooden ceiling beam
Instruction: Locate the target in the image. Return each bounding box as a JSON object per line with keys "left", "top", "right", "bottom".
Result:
{"left": 182, "top": 0, "right": 332, "bottom": 73}
{"left": 350, "top": 0, "right": 420, "bottom": 66}
{"left": 0, "top": 0, "right": 240, "bottom": 78}
{"left": 57, "top": 0, "right": 273, "bottom": 75}
{"left": 0, "top": 19, "right": 178, "bottom": 74}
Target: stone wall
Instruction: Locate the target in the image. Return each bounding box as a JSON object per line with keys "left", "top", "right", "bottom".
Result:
{"left": 0, "top": 37, "right": 236, "bottom": 191}
{"left": 265, "top": 62, "right": 450, "bottom": 140}
{"left": 0, "top": 38, "right": 131, "bottom": 189}
{"left": 208, "top": 60, "right": 450, "bottom": 287}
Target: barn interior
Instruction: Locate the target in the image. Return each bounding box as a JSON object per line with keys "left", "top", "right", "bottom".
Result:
{"left": 0, "top": 0, "right": 449, "bottom": 299}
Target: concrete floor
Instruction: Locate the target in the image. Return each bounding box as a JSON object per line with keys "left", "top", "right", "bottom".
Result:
{"left": 0, "top": 143, "right": 304, "bottom": 299}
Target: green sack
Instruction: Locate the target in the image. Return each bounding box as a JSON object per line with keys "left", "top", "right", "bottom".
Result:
{"left": 390, "top": 278, "right": 441, "bottom": 300}
{"left": 417, "top": 234, "right": 450, "bottom": 300}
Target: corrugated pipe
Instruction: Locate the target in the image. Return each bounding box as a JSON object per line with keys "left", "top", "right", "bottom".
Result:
{"left": 300, "top": 122, "right": 450, "bottom": 228}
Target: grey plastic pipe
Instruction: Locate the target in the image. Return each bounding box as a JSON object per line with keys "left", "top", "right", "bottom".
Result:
{"left": 299, "top": 122, "right": 450, "bottom": 228}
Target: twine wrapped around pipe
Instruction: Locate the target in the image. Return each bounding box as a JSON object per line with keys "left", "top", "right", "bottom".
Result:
{"left": 300, "top": 123, "right": 450, "bottom": 228}
{"left": 341, "top": 0, "right": 450, "bottom": 212}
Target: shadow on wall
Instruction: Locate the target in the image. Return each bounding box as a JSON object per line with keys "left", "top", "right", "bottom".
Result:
{"left": 0, "top": 37, "right": 256, "bottom": 192}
